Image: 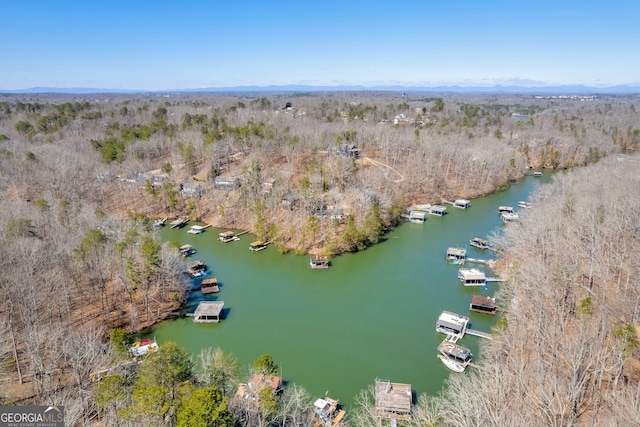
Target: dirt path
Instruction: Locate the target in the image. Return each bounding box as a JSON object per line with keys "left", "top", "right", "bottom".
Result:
{"left": 362, "top": 157, "right": 405, "bottom": 182}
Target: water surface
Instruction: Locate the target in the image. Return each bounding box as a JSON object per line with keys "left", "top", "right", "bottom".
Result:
{"left": 145, "top": 174, "right": 551, "bottom": 407}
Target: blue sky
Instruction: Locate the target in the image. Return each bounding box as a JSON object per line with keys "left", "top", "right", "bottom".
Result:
{"left": 2, "top": 0, "right": 639, "bottom": 90}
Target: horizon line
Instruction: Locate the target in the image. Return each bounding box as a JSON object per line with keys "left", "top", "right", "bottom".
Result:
{"left": 3, "top": 83, "right": 640, "bottom": 95}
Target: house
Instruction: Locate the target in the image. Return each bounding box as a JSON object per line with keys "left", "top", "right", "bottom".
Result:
{"left": 181, "top": 182, "right": 202, "bottom": 198}
{"left": 313, "top": 205, "right": 345, "bottom": 220}
{"left": 142, "top": 169, "right": 168, "bottom": 188}
{"left": 149, "top": 175, "right": 167, "bottom": 189}
{"left": 214, "top": 176, "right": 240, "bottom": 190}
{"left": 261, "top": 178, "right": 276, "bottom": 194}
{"left": 97, "top": 171, "right": 116, "bottom": 182}
{"left": 330, "top": 144, "right": 360, "bottom": 158}
{"left": 281, "top": 194, "right": 299, "bottom": 211}
{"left": 125, "top": 172, "right": 145, "bottom": 184}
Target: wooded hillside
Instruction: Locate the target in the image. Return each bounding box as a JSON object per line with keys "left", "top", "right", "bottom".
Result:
{"left": 428, "top": 155, "right": 640, "bottom": 426}
{"left": 0, "top": 92, "right": 638, "bottom": 425}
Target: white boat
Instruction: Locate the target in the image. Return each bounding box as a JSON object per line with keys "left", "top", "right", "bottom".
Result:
{"left": 153, "top": 217, "right": 167, "bottom": 228}
{"left": 518, "top": 201, "right": 531, "bottom": 209}
{"left": 498, "top": 205, "right": 514, "bottom": 214}
{"left": 501, "top": 212, "right": 519, "bottom": 223}
{"left": 469, "top": 237, "right": 494, "bottom": 251}
{"left": 129, "top": 339, "right": 159, "bottom": 357}
{"left": 179, "top": 244, "right": 196, "bottom": 257}
{"left": 249, "top": 241, "right": 268, "bottom": 251}
{"left": 219, "top": 231, "right": 240, "bottom": 242}
{"left": 437, "top": 354, "right": 465, "bottom": 372}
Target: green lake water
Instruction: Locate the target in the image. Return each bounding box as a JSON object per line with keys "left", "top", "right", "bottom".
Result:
{"left": 144, "top": 174, "right": 552, "bottom": 408}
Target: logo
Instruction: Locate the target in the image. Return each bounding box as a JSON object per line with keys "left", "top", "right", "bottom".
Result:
{"left": 0, "top": 405, "right": 64, "bottom": 427}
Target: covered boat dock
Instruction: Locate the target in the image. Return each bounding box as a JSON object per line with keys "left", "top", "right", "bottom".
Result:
{"left": 192, "top": 301, "right": 225, "bottom": 323}
{"left": 469, "top": 295, "right": 497, "bottom": 315}
{"left": 374, "top": 379, "right": 412, "bottom": 421}
{"left": 200, "top": 278, "right": 219, "bottom": 295}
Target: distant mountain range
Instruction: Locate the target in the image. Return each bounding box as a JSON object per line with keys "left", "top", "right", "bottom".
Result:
{"left": 3, "top": 84, "right": 640, "bottom": 95}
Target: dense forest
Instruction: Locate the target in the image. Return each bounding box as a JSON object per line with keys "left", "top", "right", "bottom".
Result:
{"left": 0, "top": 91, "right": 639, "bottom": 425}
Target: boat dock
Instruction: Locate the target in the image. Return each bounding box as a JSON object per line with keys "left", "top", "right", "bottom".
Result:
{"left": 374, "top": 379, "right": 412, "bottom": 421}
{"left": 486, "top": 277, "right": 505, "bottom": 282}
{"left": 153, "top": 217, "right": 167, "bottom": 228}
{"left": 191, "top": 301, "right": 224, "bottom": 323}
{"left": 170, "top": 217, "right": 189, "bottom": 228}
{"left": 442, "top": 199, "right": 471, "bottom": 209}
{"left": 465, "top": 328, "right": 493, "bottom": 340}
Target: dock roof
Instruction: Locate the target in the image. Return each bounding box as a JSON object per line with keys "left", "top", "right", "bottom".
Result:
{"left": 458, "top": 268, "right": 486, "bottom": 280}
{"left": 471, "top": 295, "right": 495, "bottom": 308}
{"left": 375, "top": 379, "right": 412, "bottom": 419}
{"left": 438, "top": 311, "right": 470, "bottom": 326}
{"left": 447, "top": 247, "right": 466, "bottom": 256}
{"left": 193, "top": 301, "right": 224, "bottom": 317}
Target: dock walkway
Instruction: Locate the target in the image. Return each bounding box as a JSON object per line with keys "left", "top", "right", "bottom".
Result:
{"left": 465, "top": 257, "right": 490, "bottom": 264}
{"left": 486, "top": 277, "right": 505, "bottom": 283}
{"left": 466, "top": 328, "right": 493, "bottom": 340}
